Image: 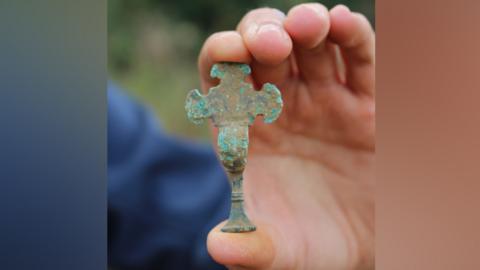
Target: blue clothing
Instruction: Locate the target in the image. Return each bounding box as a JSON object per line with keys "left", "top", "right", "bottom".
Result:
{"left": 107, "top": 83, "right": 229, "bottom": 269}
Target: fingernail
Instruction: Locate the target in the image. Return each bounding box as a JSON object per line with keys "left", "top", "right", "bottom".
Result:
{"left": 257, "top": 24, "right": 281, "bottom": 35}
{"left": 256, "top": 23, "right": 289, "bottom": 41}
{"left": 246, "top": 23, "right": 260, "bottom": 39}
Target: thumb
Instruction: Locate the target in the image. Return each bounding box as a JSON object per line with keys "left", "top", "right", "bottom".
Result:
{"left": 207, "top": 220, "right": 275, "bottom": 269}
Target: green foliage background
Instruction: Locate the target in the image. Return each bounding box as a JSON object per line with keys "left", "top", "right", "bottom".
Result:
{"left": 108, "top": 0, "right": 374, "bottom": 140}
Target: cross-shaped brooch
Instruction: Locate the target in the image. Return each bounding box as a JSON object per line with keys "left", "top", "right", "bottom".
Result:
{"left": 185, "top": 62, "right": 283, "bottom": 233}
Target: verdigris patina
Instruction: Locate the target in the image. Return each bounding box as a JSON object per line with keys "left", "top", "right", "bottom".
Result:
{"left": 185, "top": 62, "right": 283, "bottom": 233}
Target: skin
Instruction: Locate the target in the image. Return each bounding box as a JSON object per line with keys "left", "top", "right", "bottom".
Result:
{"left": 198, "top": 3, "right": 375, "bottom": 270}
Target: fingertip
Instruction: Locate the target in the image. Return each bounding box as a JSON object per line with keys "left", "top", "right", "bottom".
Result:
{"left": 205, "top": 31, "right": 252, "bottom": 64}
{"left": 330, "top": 4, "right": 351, "bottom": 17}
{"left": 329, "top": 5, "right": 357, "bottom": 46}
{"left": 199, "top": 31, "right": 252, "bottom": 89}
{"left": 236, "top": 8, "right": 291, "bottom": 65}
{"left": 329, "top": 7, "right": 375, "bottom": 95}
{"left": 284, "top": 3, "right": 330, "bottom": 49}
{"left": 244, "top": 23, "right": 292, "bottom": 65}
{"left": 207, "top": 221, "right": 275, "bottom": 269}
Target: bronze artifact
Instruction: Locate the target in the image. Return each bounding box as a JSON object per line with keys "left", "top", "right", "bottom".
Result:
{"left": 185, "top": 62, "right": 283, "bottom": 233}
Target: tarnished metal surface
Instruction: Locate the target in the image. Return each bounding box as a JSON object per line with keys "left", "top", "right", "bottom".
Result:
{"left": 185, "top": 62, "right": 283, "bottom": 233}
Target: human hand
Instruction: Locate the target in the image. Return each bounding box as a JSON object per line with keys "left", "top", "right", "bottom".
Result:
{"left": 198, "top": 4, "right": 374, "bottom": 269}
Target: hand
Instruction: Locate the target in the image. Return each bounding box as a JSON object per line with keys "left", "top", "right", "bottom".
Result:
{"left": 198, "top": 4, "right": 375, "bottom": 269}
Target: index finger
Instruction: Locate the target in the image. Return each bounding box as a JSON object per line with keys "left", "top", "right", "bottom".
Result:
{"left": 198, "top": 31, "right": 252, "bottom": 91}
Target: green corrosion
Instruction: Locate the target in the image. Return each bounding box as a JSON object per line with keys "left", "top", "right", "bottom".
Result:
{"left": 185, "top": 89, "right": 211, "bottom": 124}
{"left": 239, "top": 64, "right": 251, "bottom": 75}
{"left": 210, "top": 64, "right": 225, "bottom": 79}
{"left": 218, "top": 127, "right": 248, "bottom": 152}
{"left": 249, "top": 83, "right": 283, "bottom": 124}
{"left": 185, "top": 62, "right": 283, "bottom": 233}
{"left": 239, "top": 86, "right": 246, "bottom": 95}
{"left": 265, "top": 107, "right": 281, "bottom": 123}
{"left": 218, "top": 126, "right": 249, "bottom": 169}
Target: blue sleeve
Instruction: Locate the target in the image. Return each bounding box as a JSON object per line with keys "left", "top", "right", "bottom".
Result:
{"left": 107, "top": 83, "right": 229, "bottom": 270}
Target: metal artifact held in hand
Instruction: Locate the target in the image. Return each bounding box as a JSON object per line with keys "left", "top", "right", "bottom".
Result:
{"left": 185, "top": 62, "right": 283, "bottom": 233}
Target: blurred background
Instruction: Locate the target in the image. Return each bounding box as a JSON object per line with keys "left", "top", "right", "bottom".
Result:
{"left": 108, "top": 0, "right": 374, "bottom": 141}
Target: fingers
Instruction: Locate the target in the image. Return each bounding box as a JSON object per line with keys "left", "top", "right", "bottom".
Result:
{"left": 237, "top": 8, "right": 291, "bottom": 65}
{"left": 207, "top": 221, "right": 275, "bottom": 270}
{"left": 198, "top": 8, "right": 293, "bottom": 90}
{"left": 329, "top": 5, "right": 375, "bottom": 96}
{"left": 236, "top": 8, "right": 293, "bottom": 87}
{"left": 198, "top": 5, "right": 375, "bottom": 97}
{"left": 198, "top": 31, "right": 252, "bottom": 91}
{"left": 284, "top": 3, "right": 338, "bottom": 84}
{"left": 283, "top": 3, "right": 375, "bottom": 95}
